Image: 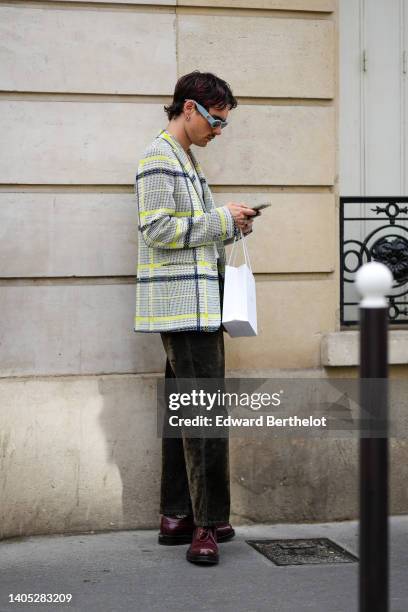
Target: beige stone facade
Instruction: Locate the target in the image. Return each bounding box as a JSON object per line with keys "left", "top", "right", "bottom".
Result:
{"left": 1, "top": 0, "right": 407, "bottom": 538}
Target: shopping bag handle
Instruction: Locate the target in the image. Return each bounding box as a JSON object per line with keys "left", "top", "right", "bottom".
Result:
{"left": 227, "top": 228, "right": 253, "bottom": 271}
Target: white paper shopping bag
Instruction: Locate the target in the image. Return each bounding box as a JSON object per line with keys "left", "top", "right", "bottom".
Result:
{"left": 222, "top": 230, "right": 257, "bottom": 337}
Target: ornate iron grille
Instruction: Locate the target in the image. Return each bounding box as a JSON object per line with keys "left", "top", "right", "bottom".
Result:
{"left": 340, "top": 197, "right": 408, "bottom": 326}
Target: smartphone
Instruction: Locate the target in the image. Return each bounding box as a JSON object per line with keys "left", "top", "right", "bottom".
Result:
{"left": 248, "top": 202, "right": 271, "bottom": 216}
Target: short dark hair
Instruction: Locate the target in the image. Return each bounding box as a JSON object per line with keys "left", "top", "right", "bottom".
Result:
{"left": 164, "top": 71, "right": 238, "bottom": 120}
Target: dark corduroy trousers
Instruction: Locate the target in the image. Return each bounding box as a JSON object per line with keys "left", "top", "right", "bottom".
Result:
{"left": 159, "top": 276, "right": 230, "bottom": 527}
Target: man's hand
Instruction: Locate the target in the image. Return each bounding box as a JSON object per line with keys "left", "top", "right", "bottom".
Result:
{"left": 225, "top": 202, "right": 260, "bottom": 233}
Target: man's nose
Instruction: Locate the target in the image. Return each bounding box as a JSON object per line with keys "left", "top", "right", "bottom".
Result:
{"left": 213, "top": 125, "right": 222, "bottom": 136}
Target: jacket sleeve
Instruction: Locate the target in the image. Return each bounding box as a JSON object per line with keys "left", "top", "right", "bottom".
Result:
{"left": 223, "top": 218, "right": 256, "bottom": 246}
{"left": 135, "top": 153, "right": 237, "bottom": 249}
{"left": 223, "top": 225, "right": 253, "bottom": 246}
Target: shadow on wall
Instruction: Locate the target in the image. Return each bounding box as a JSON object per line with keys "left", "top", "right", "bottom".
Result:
{"left": 98, "top": 374, "right": 162, "bottom": 530}
{"left": 97, "top": 372, "right": 364, "bottom": 528}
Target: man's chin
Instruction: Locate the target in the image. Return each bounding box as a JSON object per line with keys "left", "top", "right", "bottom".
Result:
{"left": 193, "top": 137, "right": 212, "bottom": 147}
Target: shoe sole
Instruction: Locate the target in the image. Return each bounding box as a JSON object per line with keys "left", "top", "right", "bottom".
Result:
{"left": 158, "top": 528, "right": 235, "bottom": 546}
{"left": 186, "top": 551, "right": 219, "bottom": 565}
{"left": 217, "top": 529, "right": 235, "bottom": 543}
{"left": 158, "top": 533, "right": 192, "bottom": 546}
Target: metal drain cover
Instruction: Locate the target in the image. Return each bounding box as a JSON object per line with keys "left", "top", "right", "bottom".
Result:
{"left": 246, "top": 538, "right": 358, "bottom": 566}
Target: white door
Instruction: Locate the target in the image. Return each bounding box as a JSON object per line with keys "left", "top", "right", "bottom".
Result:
{"left": 340, "top": 0, "right": 408, "bottom": 324}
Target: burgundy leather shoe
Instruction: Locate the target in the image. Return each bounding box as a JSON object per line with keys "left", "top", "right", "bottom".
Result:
{"left": 158, "top": 515, "right": 235, "bottom": 545}
{"left": 216, "top": 522, "right": 235, "bottom": 542}
{"left": 186, "top": 526, "right": 218, "bottom": 565}
{"left": 158, "top": 514, "right": 195, "bottom": 545}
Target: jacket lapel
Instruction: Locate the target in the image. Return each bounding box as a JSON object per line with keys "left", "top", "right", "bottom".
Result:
{"left": 157, "top": 129, "right": 213, "bottom": 212}
{"left": 187, "top": 148, "right": 214, "bottom": 212}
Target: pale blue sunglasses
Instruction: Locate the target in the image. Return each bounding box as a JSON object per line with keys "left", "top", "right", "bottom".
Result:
{"left": 185, "top": 99, "right": 228, "bottom": 129}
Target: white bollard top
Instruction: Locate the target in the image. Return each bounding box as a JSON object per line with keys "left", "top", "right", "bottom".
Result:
{"left": 355, "top": 261, "right": 393, "bottom": 308}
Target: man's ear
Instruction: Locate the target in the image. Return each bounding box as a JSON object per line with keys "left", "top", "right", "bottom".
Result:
{"left": 184, "top": 100, "right": 194, "bottom": 113}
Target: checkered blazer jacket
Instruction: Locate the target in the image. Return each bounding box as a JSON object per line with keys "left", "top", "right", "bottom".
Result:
{"left": 133, "top": 128, "right": 244, "bottom": 333}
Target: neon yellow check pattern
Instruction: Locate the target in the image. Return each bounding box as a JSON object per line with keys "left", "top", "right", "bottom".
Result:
{"left": 133, "top": 129, "right": 241, "bottom": 333}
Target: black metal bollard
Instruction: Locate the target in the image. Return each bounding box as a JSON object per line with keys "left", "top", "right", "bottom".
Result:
{"left": 356, "top": 262, "right": 393, "bottom": 612}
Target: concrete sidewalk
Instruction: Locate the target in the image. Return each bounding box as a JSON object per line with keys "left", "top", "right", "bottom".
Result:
{"left": 0, "top": 517, "right": 407, "bottom": 612}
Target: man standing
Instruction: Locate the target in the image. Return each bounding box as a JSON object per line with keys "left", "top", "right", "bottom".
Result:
{"left": 134, "top": 71, "right": 258, "bottom": 565}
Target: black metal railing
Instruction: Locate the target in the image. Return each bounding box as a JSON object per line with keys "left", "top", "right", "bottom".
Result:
{"left": 340, "top": 196, "right": 408, "bottom": 326}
